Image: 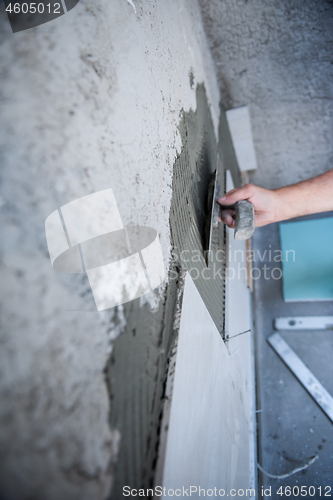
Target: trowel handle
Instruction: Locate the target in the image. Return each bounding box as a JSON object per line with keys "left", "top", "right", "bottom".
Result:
{"left": 234, "top": 200, "right": 255, "bottom": 240}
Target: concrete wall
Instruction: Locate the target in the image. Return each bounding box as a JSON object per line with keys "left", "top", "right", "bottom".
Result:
{"left": 159, "top": 170, "right": 256, "bottom": 495}
{"left": 199, "top": 0, "right": 333, "bottom": 189}
{"left": 0, "top": 1, "right": 219, "bottom": 499}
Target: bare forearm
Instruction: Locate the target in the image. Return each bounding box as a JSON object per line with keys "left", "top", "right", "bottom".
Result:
{"left": 273, "top": 169, "right": 333, "bottom": 222}
{"left": 218, "top": 169, "right": 333, "bottom": 228}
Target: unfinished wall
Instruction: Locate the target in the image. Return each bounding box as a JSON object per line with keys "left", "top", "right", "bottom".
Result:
{"left": 0, "top": 1, "right": 219, "bottom": 499}
{"left": 199, "top": 0, "right": 333, "bottom": 189}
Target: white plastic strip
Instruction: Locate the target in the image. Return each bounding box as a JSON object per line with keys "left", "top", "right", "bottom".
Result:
{"left": 275, "top": 316, "right": 333, "bottom": 331}
{"left": 226, "top": 106, "right": 258, "bottom": 172}
{"left": 268, "top": 333, "right": 333, "bottom": 422}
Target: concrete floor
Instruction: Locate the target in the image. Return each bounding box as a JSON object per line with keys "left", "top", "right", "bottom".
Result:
{"left": 199, "top": 0, "right": 333, "bottom": 495}
{"left": 253, "top": 213, "right": 333, "bottom": 498}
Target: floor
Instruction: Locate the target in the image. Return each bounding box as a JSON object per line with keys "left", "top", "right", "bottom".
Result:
{"left": 252, "top": 212, "right": 333, "bottom": 498}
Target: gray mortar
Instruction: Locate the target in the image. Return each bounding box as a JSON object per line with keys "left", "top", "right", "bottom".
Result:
{"left": 105, "top": 83, "right": 226, "bottom": 496}
{"left": 170, "top": 84, "right": 227, "bottom": 336}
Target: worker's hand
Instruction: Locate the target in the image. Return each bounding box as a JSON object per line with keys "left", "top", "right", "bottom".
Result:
{"left": 218, "top": 184, "right": 280, "bottom": 228}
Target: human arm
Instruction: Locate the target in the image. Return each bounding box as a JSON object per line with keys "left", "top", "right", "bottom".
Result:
{"left": 218, "top": 169, "right": 333, "bottom": 228}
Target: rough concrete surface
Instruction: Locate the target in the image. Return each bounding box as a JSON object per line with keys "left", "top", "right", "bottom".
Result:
{"left": 0, "top": 1, "right": 219, "bottom": 499}
{"left": 199, "top": 0, "right": 333, "bottom": 189}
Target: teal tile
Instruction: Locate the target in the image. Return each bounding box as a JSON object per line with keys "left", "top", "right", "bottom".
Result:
{"left": 279, "top": 217, "right": 333, "bottom": 301}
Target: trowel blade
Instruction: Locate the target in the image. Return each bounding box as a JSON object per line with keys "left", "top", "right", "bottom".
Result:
{"left": 204, "top": 169, "right": 220, "bottom": 266}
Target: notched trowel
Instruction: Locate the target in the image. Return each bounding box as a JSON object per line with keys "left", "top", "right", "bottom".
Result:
{"left": 205, "top": 170, "right": 255, "bottom": 266}
{"left": 204, "top": 169, "right": 220, "bottom": 266}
